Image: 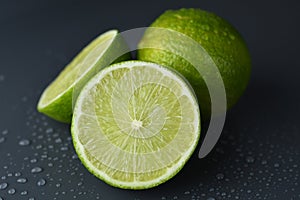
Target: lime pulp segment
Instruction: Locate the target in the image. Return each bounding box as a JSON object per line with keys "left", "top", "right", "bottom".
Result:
{"left": 71, "top": 61, "right": 200, "bottom": 189}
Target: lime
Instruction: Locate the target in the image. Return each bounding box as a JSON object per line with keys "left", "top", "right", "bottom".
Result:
{"left": 37, "top": 30, "right": 130, "bottom": 123}
{"left": 138, "top": 8, "right": 251, "bottom": 118}
{"left": 71, "top": 61, "right": 200, "bottom": 189}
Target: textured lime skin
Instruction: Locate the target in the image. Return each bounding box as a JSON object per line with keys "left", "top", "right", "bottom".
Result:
{"left": 37, "top": 30, "right": 130, "bottom": 123}
{"left": 138, "top": 8, "right": 251, "bottom": 118}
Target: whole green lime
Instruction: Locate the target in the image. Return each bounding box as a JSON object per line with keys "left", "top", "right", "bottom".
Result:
{"left": 138, "top": 8, "right": 251, "bottom": 118}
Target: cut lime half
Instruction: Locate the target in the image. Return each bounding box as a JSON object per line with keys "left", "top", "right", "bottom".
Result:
{"left": 37, "top": 30, "right": 130, "bottom": 123}
{"left": 71, "top": 61, "right": 201, "bottom": 189}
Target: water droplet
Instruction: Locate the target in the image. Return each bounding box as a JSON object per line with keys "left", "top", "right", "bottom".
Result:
{"left": 41, "top": 154, "right": 48, "bottom": 159}
{"left": 20, "top": 190, "right": 28, "bottom": 195}
{"left": 0, "top": 137, "right": 5, "bottom": 143}
{"left": 60, "top": 146, "right": 68, "bottom": 151}
{"left": 261, "top": 160, "right": 267, "bottom": 165}
{"left": 0, "top": 75, "right": 5, "bottom": 82}
{"left": 2, "top": 129, "right": 8, "bottom": 135}
{"left": 29, "top": 197, "right": 35, "bottom": 200}
{"left": 72, "top": 154, "right": 78, "bottom": 159}
{"left": 0, "top": 196, "right": 3, "bottom": 200}
{"left": 55, "top": 138, "right": 62, "bottom": 143}
{"left": 19, "top": 139, "right": 30, "bottom": 146}
{"left": 21, "top": 96, "right": 28, "bottom": 102}
{"left": 37, "top": 135, "right": 43, "bottom": 140}
{"left": 201, "top": 24, "right": 210, "bottom": 31}
{"left": 207, "top": 198, "right": 216, "bottom": 200}
{"left": 37, "top": 178, "right": 46, "bottom": 186}
{"left": 184, "top": 191, "right": 190, "bottom": 195}
{"left": 0, "top": 182, "right": 8, "bottom": 190}
{"left": 7, "top": 188, "right": 16, "bottom": 195}
{"left": 229, "top": 34, "right": 235, "bottom": 40}
{"left": 274, "top": 163, "right": 280, "bottom": 168}
{"left": 246, "top": 156, "right": 255, "bottom": 163}
{"left": 30, "top": 158, "right": 38, "bottom": 163}
{"left": 202, "top": 35, "right": 209, "bottom": 41}
{"left": 14, "top": 172, "right": 21, "bottom": 177}
{"left": 17, "top": 178, "right": 27, "bottom": 184}
{"left": 46, "top": 128, "right": 53, "bottom": 133}
{"left": 216, "top": 173, "right": 224, "bottom": 180}
{"left": 56, "top": 183, "right": 61, "bottom": 188}
{"left": 31, "top": 167, "right": 43, "bottom": 174}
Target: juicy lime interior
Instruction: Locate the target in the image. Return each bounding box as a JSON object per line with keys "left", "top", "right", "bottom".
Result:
{"left": 72, "top": 61, "right": 200, "bottom": 189}
{"left": 38, "top": 30, "right": 117, "bottom": 108}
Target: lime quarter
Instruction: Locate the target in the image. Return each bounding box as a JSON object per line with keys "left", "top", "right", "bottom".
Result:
{"left": 37, "top": 30, "right": 130, "bottom": 123}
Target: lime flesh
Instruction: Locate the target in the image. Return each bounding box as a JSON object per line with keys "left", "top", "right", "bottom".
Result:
{"left": 71, "top": 61, "right": 200, "bottom": 189}
{"left": 38, "top": 30, "right": 130, "bottom": 123}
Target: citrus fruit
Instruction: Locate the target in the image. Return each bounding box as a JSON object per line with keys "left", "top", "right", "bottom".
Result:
{"left": 37, "top": 30, "right": 130, "bottom": 123}
{"left": 71, "top": 61, "right": 200, "bottom": 189}
{"left": 138, "top": 8, "right": 251, "bottom": 118}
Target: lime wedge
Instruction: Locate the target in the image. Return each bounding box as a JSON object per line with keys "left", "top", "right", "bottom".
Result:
{"left": 71, "top": 61, "right": 200, "bottom": 189}
{"left": 37, "top": 30, "right": 130, "bottom": 123}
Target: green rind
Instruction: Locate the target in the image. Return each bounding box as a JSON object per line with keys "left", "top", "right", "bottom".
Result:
{"left": 38, "top": 88, "right": 73, "bottom": 123}
{"left": 37, "top": 30, "right": 131, "bottom": 123}
{"left": 71, "top": 61, "right": 201, "bottom": 189}
{"left": 137, "top": 8, "right": 251, "bottom": 119}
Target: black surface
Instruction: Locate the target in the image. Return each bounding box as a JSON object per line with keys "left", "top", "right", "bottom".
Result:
{"left": 0, "top": 0, "right": 299, "bottom": 199}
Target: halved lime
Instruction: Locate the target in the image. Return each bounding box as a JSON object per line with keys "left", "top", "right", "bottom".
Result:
{"left": 71, "top": 61, "right": 200, "bottom": 189}
{"left": 37, "top": 30, "right": 130, "bottom": 123}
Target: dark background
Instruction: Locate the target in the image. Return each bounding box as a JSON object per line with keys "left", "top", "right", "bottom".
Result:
{"left": 0, "top": 0, "right": 299, "bottom": 199}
